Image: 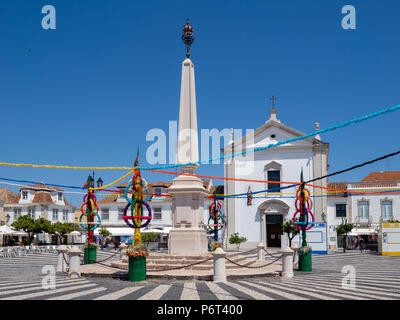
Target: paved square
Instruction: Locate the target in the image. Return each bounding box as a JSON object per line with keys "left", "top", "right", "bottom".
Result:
{"left": 0, "top": 250, "right": 399, "bottom": 300}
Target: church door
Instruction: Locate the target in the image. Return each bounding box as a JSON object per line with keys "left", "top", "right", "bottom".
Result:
{"left": 266, "top": 215, "right": 283, "bottom": 247}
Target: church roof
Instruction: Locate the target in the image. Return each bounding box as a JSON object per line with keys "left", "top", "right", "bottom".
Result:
{"left": 223, "top": 108, "right": 329, "bottom": 153}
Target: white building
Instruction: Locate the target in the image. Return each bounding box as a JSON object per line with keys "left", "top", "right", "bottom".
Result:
{"left": 96, "top": 181, "right": 222, "bottom": 245}
{"left": 327, "top": 172, "right": 400, "bottom": 249}
{"left": 223, "top": 108, "right": 329, "bottom": 249}
{"left": 2, "top": 184, "right": 75, "bottom": 225}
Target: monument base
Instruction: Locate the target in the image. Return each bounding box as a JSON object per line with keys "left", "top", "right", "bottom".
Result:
{"left": 168, "top": 228, "right": 208, "bottom": 255}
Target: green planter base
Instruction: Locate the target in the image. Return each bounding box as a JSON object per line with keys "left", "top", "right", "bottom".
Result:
{"left": 84, "top": 246, "right": 97, "bottom": 264}
{"left": 128, "top": 256, "right": 146, "bottom": 282}
{"left": 298, "top": 249, "right": 312, "bottom": 271}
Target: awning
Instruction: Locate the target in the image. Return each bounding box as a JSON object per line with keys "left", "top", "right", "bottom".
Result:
{"left": 0, "top": 225, "right": 27, "bottom": 235}
{"left": 350, "top": 228, "right": 377, "bottom": 235}
{"left": 94, "top": 227, "right": 135, "bottom": 236}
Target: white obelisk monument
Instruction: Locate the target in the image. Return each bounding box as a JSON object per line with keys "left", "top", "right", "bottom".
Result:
{"left": 167, "top": 19, "right": 209, "bottom": 255}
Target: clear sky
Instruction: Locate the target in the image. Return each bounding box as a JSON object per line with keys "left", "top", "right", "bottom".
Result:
{"left": 0, "top": 0, "right": 399, "bottom": 206}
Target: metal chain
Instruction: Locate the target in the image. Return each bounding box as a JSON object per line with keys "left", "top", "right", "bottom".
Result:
{"left": 62, "top": 253, "right": 69, "bottom": 266}
{"left": 263, "top": 248, "right": 282, "bottom": 257}
{"left": 79, "top": 249, "right": 122, "bottom": 265}
{"left": 225, "top": 256, "right": 281, "bottom": 269}
{"left": 148, "top": 257, "right": 214, "bottom": 272}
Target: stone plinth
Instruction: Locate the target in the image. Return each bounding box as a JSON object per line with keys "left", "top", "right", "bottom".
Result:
{"left": 167, "top": 174, "right": 209, "bottom": 255}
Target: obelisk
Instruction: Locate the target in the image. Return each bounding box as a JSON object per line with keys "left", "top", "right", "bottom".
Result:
{"left": 167, "top": 19, "right": 209, "bottom": 255}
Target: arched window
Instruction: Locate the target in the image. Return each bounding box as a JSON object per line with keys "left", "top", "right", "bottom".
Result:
{"left": 264, "top": 161, "right": 282, "bottom": 193}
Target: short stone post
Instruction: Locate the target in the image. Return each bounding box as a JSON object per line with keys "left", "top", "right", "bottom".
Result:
{"left": 213, "top": 247, "right": 227, "bottom": 283}
{"left": 56, "top": 245, "right": 69, "bottom": 273}
{"left": 281, "top": 247, "right": 294, "bottom": 278}
{"left": 68, "top": 246, "right": 82, "bottom": 279}
{"left": 119, "top": 243, "right": 128, "bottom": 260}
{"left": 291, "top": 244, "right": 299, "bottom": 269}
{"left": 256, "top": 242, "right": 265, "bottom": 261}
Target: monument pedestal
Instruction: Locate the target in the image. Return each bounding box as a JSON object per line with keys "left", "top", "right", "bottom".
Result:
{"left": 168, "top": 169, "right": 209, "bottom": 255}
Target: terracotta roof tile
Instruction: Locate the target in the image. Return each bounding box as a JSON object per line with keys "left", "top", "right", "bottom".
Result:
{"left": 361, "top": 171, "right": 400, "bottom": 182}
{"left": 327, "top": 182, "right": 348, "bottom": 196}
{"left": 32, "top": 192, "right": 54, "bottom": 204}
{"left": 0, "top": 188, "right": 18, "bottom": 204}
{"left": 97, "top": 197, "right": 118, "bottom": 204}
{"left": 20, "top": 183, "right": 64, "bottom": 192}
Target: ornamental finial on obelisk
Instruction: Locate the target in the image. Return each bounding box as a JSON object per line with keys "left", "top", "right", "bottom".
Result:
{"left": 182, "top": 18, "right": 194, "bottom": 58}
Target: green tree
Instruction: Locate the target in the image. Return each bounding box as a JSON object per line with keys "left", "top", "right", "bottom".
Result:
{"left": 52, "top": 222, "right": 75, "bottom": 244}
{"left": 11, "top": 215, "right": 35, "bottom": 244}
{"left": 141, "top": 232, "right": 157, "bottom": 247}
{"left": 98, "top": 227, "right": 111, "bottom": 250}
{"left": 336, "top": 218, "right": 354, "bottom": 253}
{"left": 229, "top": 232, "right": 247, "bottom": 251}
{"left": 33, "top": 218, "right": 53, "bottom": 244}
{"left": 282, "top": 220, "right": 299, "bottom": 247}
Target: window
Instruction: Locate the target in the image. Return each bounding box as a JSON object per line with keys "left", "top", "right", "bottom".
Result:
{"left": 153, "top": 208, "right": 162, "bottom": 220}
{"left": 358, "top": 201, "right": 369, "bottom": 220}
{"left": 153, "top": 187, "right": 164, "bottom": 195}
{"left": 336, "top": 204, "right": 346, "bottom": 218}
{"left": 14, "top": 208, "right": 21, "bottom": 220}
{"left": 63, "top": 210, "right": 69, "bottom": 221}
{"left": 52, "top": 209, "right": 59, "bottom": 221}
{"left": 267, "top": 170, "right": 280, "bottom": 192}
{"left": 382, "top": 200, "right": 393, "bottom": 221}
{"left": 22, "top": 191, "right": 28, "bottom": 200}
{"left": 118, "top": 208, "right": 124, "bottom": 220}
{"left": 58, "top": 193, "right": 63, "bottom": 201}
{"left": 28, "top": 208, "right": 35, "bottom": 220}
{"left": 102, "top": 208, "right": 109, "bottom": 221}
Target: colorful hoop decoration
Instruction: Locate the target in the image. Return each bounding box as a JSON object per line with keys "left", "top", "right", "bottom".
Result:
{"left": 80, "top": 201, "right": 100, "bottom": 216}
{"left": 83, "top": 193, "right": 97, "bottom": 203}
{"left": 123, "top": 201, "right": 152, "bottom": 229}
{"left": 79, "top": 211, "right": 101, "bottom": 231}
{"left": 124, "top": 181, "right": 149, "bottom": 203}
{"left": 292, "top": 208, "right": 314, "bottom": 231}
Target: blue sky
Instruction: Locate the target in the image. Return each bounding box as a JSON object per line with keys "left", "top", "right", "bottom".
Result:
{"left": 0, "top": 1, "right": 399, "bottom": 206}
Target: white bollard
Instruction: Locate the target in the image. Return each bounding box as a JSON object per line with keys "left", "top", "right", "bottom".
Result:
{"left": 119, "top": 243, "right": 128, "bottom": 260}
{"left": 68, "top": 246, "right": 82, "bottom": 279}
{"left": 291, "top": 244, "right": 299, "bottom": 269}
{"left": 213, "top": 247, "right": 227, "bottom": 283}
{"left": 256, "top": 242, "right": 265, "bottom": 261}
{"left": 56, "top": 245, "right": 69, "bottom": 273}
{"left": 281, "top": 247, "right": 294, "bottom": 278}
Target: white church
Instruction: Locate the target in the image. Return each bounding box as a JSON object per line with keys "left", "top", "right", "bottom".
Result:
{"left": 223, "top": 107, "right": 329, "bottom": 249}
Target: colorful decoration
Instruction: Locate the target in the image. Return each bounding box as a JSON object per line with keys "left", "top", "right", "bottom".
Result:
{"left": 80, "top": 177, "right": 101, "bottom": 241}
{"left": 292, "top": 181, "right": 314, "bottom": 231}
{"left": 122, "top": 152, "right": 152, "bottom": 246}
{"left": 293, "top": 169, "right": 314, "bottom": 271}
{"left": 206, "top": 192, "right": 224, "bottom": 242}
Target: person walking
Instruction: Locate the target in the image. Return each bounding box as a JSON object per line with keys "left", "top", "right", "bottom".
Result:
{"left": 359, "top": 236, "right": 364, "bottom": 253}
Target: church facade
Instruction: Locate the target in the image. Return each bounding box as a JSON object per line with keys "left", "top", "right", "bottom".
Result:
{"left": 223, "top": 108, "right": 329, "bottom": 249}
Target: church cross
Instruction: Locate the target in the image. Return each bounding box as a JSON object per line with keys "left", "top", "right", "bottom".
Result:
{"left": 269, "top": 95, "right": 277, "bottom": 109}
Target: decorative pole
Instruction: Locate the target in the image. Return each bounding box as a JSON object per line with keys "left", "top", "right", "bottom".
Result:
{"left": 80, "top": 175, "right": 101, "bottom": 264}
{"left": 207, "top": 191, "right": 224, "bottom": 250}
{"left": 122, "top": 151, "right": 152, "bottom": 282}
{"left": 293, "top": 169, "right": 314, "bottom": 271}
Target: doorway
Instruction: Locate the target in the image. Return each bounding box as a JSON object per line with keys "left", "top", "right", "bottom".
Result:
{"left": 266, "top": 214, "right": 283, "bottom": 247}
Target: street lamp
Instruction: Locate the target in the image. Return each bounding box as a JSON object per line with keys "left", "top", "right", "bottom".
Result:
{"left": 97, "top": 177, "right": 103, "bottom": 189}
{"left": 321, "top": 212, "right": 326, "bottom": 223}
